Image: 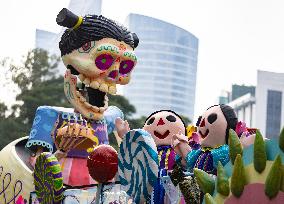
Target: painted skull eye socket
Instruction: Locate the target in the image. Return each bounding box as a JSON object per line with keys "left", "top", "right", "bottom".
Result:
{"left": 78, "top": 41, "right": 95, "bottom": 53}
{"left": 147, "top": 117, "right": 155, "bottom": 125}
{"left": 95, "top": 54, "right": 114, "bottom": 70}
{"left": 207, "top": 113, "right": 218, "bottom": 124}
{"left": 119, "top": 60, "right": 135, "bottom": 75}
{"left": 166, "top": 115, "right": 176, "bottom": 122}
{"left": 196, "top": 116, "right": 202, "bottom": 126}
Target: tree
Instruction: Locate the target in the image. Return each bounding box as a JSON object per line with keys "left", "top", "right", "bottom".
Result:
{"left": 0, "top": 103, "right": 26, "bottom": 150}
{"left": 0, "top": 48, "right": 71, "bottom": 150}
{"left": 10, "top": 48, "right": 71, "bottom": 127}
{"left": 180, "top": 115, "right": 192, "bottom": 126}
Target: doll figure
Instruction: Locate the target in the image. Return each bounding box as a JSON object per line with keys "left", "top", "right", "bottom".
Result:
{"left": 116, "top": 110, "right": 187, "bottom": 204}
{"left": 173, "top": 104, "right": 238, "bottom": 175}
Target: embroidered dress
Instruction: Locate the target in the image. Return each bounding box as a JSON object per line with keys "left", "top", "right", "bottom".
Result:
{"left": 153, "top": 145, "right": 176, "bottom": 204}
{"left": 185, "top": 144, "right": 229, "bottom": 175}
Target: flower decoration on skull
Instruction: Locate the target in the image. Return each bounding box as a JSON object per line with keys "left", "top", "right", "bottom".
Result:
{"left": 57, "top": 8, "right": 139, "bottom": 120}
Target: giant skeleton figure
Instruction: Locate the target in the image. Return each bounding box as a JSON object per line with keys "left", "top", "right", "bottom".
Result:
{"left": 0, "top": 8, "right": 139, "bottom": 203}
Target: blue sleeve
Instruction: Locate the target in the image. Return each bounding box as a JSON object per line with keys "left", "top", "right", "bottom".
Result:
{"left": 25, "top": 106, "right": 59, "bottom": 152}
{"left": 185, "top": 149, "right": 202, "bottom": 172}
{"left": 211, "top": 144, "right": 230, "bottom": 168}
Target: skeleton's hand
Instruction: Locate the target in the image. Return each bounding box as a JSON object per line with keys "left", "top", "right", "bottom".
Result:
{"left": 115, "top": 118, "right": 130, "bottom": 139}
{"left": 55, "top": 123, "right": 96, "bottom": 155}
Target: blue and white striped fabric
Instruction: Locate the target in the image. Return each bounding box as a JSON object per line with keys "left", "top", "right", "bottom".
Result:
{"left": 118, "top": 129, "right": 159, "bottom": 204}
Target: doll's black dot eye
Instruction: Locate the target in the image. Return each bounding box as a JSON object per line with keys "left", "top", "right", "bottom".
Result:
{"left": 196, "top": 116, "right": 202, "bottom": 126}
{"left": 207, "top": 113, "right": 217, "bottom": 124}
{"left": 147, "top": 117, "right": 155, "bottom": 125}
{"left": 166, "top": 115, "right": 176, "bottom": 122}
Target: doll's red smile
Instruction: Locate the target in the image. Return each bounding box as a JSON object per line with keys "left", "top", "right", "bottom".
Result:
{"left": 199, "top": 129, "right": 209, "bottom": 138}
{"left": 154, "top": 130, "right": 170, "bottom": 139}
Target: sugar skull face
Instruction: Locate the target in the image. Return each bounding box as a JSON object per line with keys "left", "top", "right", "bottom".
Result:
{"left": 196, "top": 105, "right": 228, "bottom": 148}
{"left": 62, "top": 38, "right": 137, "bottom": 120}
{"left": 57, "top": 8, "right": 139, "bottom": 120}
{"left": 143, "top": 110, "right": 186, "bottom": 146}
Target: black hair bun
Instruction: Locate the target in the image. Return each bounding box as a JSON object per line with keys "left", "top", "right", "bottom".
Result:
{"left": 56, "top": 8, "right": 79, "bottom": 28}
{"left": 132, "top": 33, "right": 139, "bottom": 48}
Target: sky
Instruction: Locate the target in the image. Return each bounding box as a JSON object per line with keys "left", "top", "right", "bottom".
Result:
{"left": 0, "top": 0, "right": 284, "bottom": 120}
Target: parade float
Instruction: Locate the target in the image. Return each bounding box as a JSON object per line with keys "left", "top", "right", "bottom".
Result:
{"left": 0, "top": 8, "right": 155, "bottom": 204}
{"left": 0, "top": 7, "right": 284, "bottom": 204}
{"left": 193, "top": 128, "right": 284, "bottom": 204}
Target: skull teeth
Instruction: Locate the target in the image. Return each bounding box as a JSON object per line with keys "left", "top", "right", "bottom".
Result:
{"left": 99, "top": 107, "right": 106, "bottom": 113}
{"left": 99, "top": 83, "right": 108, "bottom": 93}
{"left": 83, "top": 78, "right": 91, "bottom": 85}
{"left": 78, "top": 75, "right": 116, "bottom": 94}
{"left": 83, "top": 101, "right": 92, "bottom": 108}
{"left": 108, "top": 86, "right": 117, "bottom": 95}
{"left": 78, "top": 74, "right": 85, "bottom": 82}
{"left": 76, "top": 91, "right": 81, "bottom": 97}
{"left": 90, "top": 81, "right": 100, "bottom": 89}
{"left": 75, "top": 89, "right": 109, "bottom": 113}
{"left": 79, "top": 96, "right": 86, "bottom": 102}
{"left": 91, "top": 106, "right": 100, "bottom": 112}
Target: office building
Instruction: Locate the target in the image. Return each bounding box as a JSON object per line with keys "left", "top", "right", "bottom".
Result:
{"left": 256, "top": 70, "right": 284, "bottom": 139}
{"left": 123, "top": 14, "right": 198, "bottom": 119}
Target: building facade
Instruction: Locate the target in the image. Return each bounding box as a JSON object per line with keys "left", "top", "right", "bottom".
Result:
{"left": 123, "top": 14, "right": 198, "bottom": 119}
{"left": 227, "top": 93, "right": 256, "bottom": 128}
{"left": 256, "top": 70, "right": 284, "bottom": 139}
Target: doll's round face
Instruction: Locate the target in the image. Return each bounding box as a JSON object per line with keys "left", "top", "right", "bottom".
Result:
{"left": 196, "top": 105, "right": 227, "bottom": 148}
{"left": 143, "top": 111, "right": 185, "bottom": 146}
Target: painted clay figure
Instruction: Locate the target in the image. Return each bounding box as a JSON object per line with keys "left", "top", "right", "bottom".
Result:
{"left": 173, "top": 104, "right": 238, "bottom": 175}
{"left": 116, "top": 110, "right": 187, "bottom": 203}
{"left": 0, "top": 8, "right": 139, "bottom": 203}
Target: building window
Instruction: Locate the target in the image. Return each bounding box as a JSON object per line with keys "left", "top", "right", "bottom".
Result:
{"left": 266, "top": 90, "right": 282, "bottom": 138}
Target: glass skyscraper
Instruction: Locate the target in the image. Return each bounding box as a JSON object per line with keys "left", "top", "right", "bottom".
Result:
{"left": 123, "top": 14, "right": 198, "bottom": 119}
{"left": 256, "top": 70, "right": 284, "bottom": 139}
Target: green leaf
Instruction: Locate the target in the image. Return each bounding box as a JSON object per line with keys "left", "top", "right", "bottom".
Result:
{"left": 194, "top": 168, "right": 215, "bottom": 195}
{"left": 229, "top": 129, "right": 243, "bottom": 164}
{"left": 279, "top": 127, "right": 284, "bottom": 152}
{"left": 231, "top": 154, "right": 246, "bottom": 197}
{"left": 265, "top": 155, "right": 282, "bottom": 199}
{"left": 217, "top": 161, "right": 230, "bottom": 196}
{"left": 204, "top": 193, "right": 217, "bottom": 204}
{"left": 254, "top": 130, "right": 267, "bottom": 173}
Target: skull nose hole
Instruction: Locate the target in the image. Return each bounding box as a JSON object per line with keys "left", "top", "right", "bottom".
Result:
{"left": 108, "top": 70, "right": 118, "bottom": 80}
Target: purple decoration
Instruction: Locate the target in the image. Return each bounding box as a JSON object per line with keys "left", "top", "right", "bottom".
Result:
{"left": 195, "top": 151, "right": 216, "bottom": 175}
{"left": 108, "top": 70, "right": 118, "bottom": 80}
{"left": 95, "top": 54, "right": 114, "bottom": 70}
{"left": 119, "top": 60, "right": 134, "bottom": 74}
{"left": 157, "top": 145, "right": 176, "bottom": 170}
